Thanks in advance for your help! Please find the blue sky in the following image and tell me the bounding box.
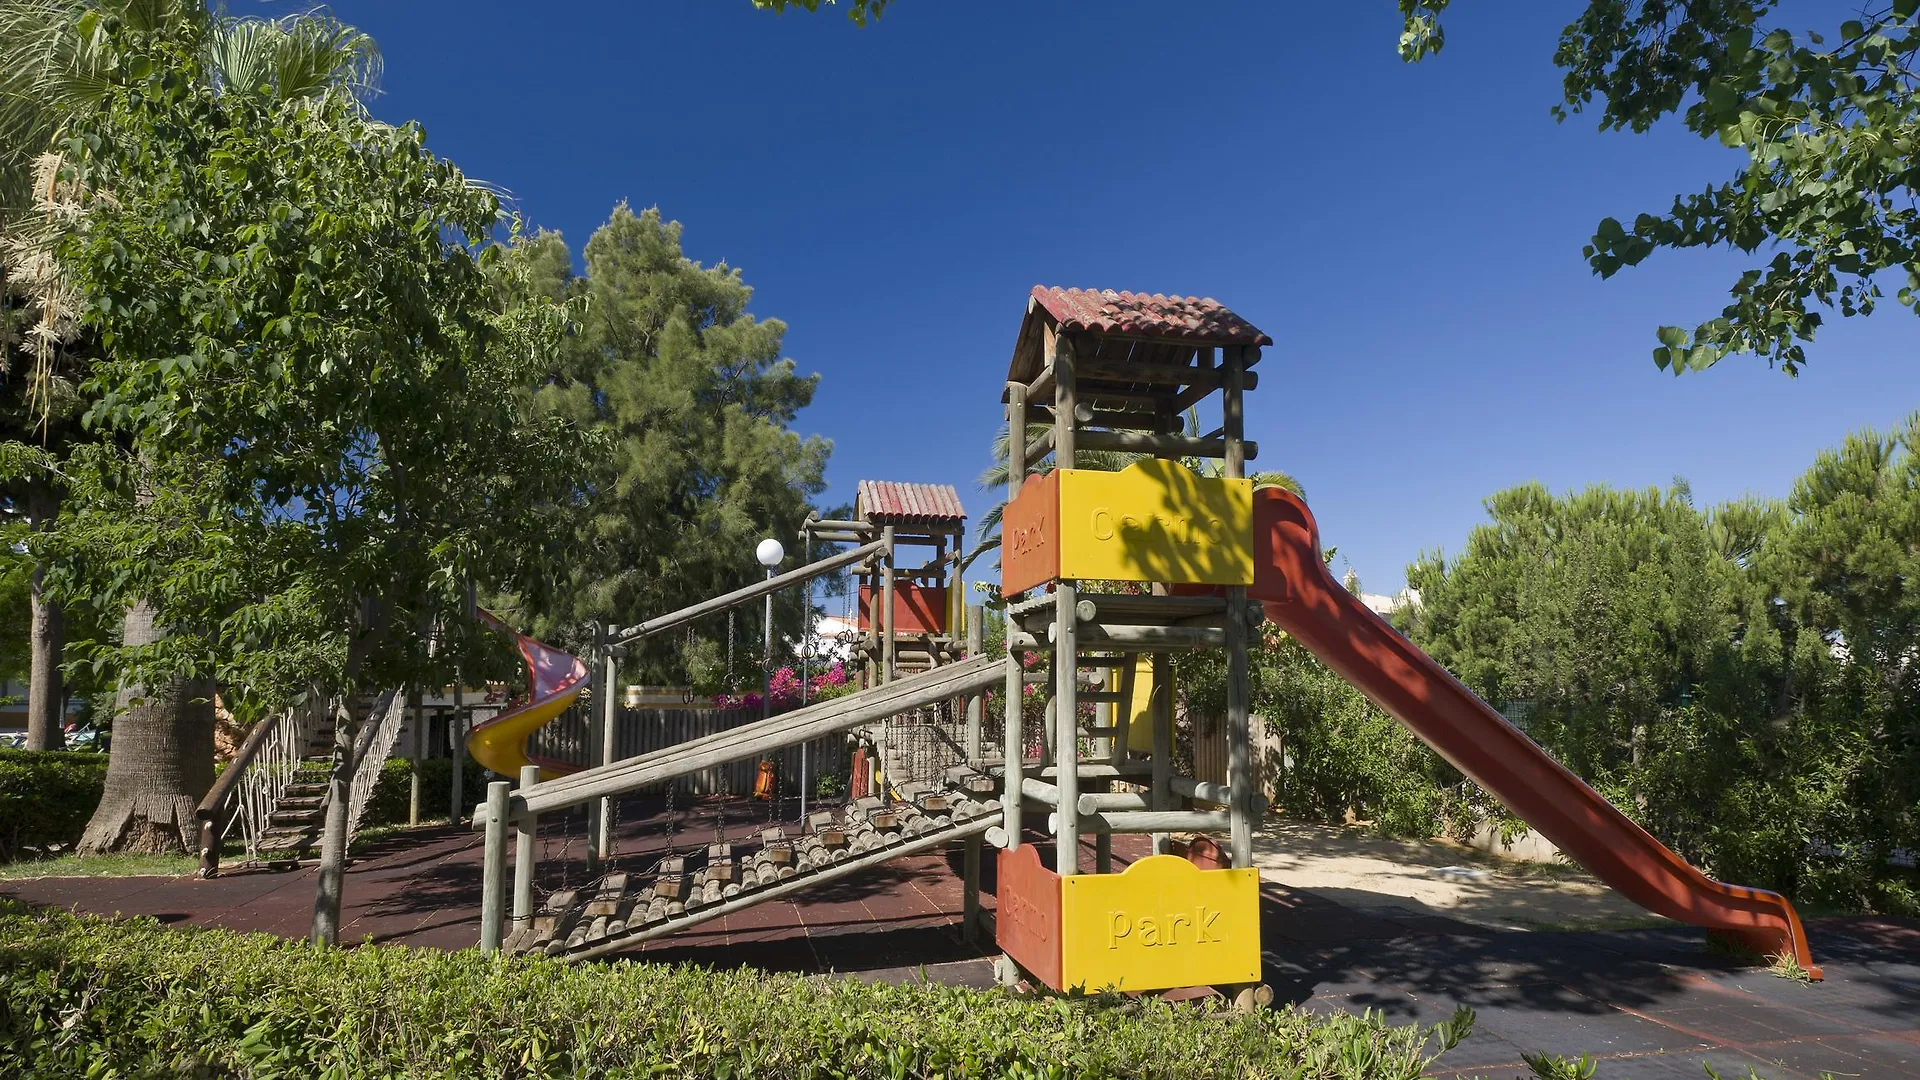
[326,0,1920,595]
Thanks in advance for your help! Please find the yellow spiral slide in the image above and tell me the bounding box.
[466,610,591,781]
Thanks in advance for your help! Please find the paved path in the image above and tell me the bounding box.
[5,801,1915,1078]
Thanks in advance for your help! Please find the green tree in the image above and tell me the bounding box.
[1398,0,1920,374]
[505,206,830,682]
[1402,432,1920,912]
[43,10,577,871]
[1,1,384,752]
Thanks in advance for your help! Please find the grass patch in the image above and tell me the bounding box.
[0,900,1481,1078]
[1767,951,1815,983]
[349,818,454,854]
[0,851,197,881]
[1703,932,1815,981]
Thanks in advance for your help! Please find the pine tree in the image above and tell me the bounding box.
[508,205,830,682]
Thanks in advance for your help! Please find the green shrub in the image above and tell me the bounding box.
[0,901,1474,1079]
[0,750,110,859]
[362,755,486,827]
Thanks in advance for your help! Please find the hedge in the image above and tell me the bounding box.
[0,901,1473,1079]
[0,750,109,859]
[362,755,487,828]
[0,748,489,863]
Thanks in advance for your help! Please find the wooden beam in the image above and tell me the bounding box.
[614,538,887,645]
[1077,791,1150,814]
[1025,403,1178,433]
[1054,337,1077,469]
[1063,623,1229,650]
[1006,382,1028,499]
[1055,809,1231,835]
[1026,364,1055,403]
[1150,652,1173,854]
[1171,773,1244,807]
[1223,345,1247,480]
[496,654,1006,819]
[1023,428,1054,469]
[1075,430,1258,461]
[805,519,876,534]
[1079,361,1261,391]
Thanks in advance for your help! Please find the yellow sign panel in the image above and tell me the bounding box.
[1059,855,1261,992]
[1056,460,1253,587]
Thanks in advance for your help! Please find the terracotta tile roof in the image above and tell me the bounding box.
[1030,287,1271,346]
[1006,286,1270,388]
[856,481,966,527]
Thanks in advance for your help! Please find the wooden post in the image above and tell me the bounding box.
[881,526,897,685]
[448,681,464,826]
[1150,653,1173,856]
[1052,335,1080,876]
[1002,381,1028,851]
[586,626,605,871]
[1223,344,1254,868]
[1093,656,1115,875]
[962,834,983,943]
[1223,345,1248,479]
[595,623,617,862]
[480,780,509,952]
[964,604,984,759]
[512,764,539,934]
[1054,335,1076,467]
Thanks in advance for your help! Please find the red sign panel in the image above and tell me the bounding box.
[996,844,1064,990]
[857,582,949,634]
[1000,470,1059,597]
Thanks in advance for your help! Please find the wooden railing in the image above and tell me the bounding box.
[195,707,291,877]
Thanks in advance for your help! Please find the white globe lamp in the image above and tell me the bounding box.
[756,538,785,568]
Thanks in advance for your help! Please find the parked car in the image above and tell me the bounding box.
[63,722,106,751]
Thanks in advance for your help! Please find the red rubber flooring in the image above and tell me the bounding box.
[6,796,1917,1078]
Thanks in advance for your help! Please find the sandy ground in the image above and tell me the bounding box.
[1249,822,1660,932]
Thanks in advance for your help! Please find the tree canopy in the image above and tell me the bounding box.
[504,206,830,686]
[46,14,581,714]
[1401,0,1920,375]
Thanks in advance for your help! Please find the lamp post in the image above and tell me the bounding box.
[755,537,784,814]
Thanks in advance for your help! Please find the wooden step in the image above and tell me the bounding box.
[524,780,1003,960]
[255,832,318,855]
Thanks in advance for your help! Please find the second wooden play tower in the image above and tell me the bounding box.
[990,286,1272,998]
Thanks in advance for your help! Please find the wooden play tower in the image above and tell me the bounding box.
[989,286,1273,1002]
[801,480,969,685]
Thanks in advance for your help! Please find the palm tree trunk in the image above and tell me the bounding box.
[77,599,215,854]
[24,482,65,752]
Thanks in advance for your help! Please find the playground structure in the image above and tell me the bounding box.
[468,285,1819,991]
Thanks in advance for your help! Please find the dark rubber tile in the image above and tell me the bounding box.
[8,799,1919,1071]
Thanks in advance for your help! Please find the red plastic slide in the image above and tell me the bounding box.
[1247,486,1820,978]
